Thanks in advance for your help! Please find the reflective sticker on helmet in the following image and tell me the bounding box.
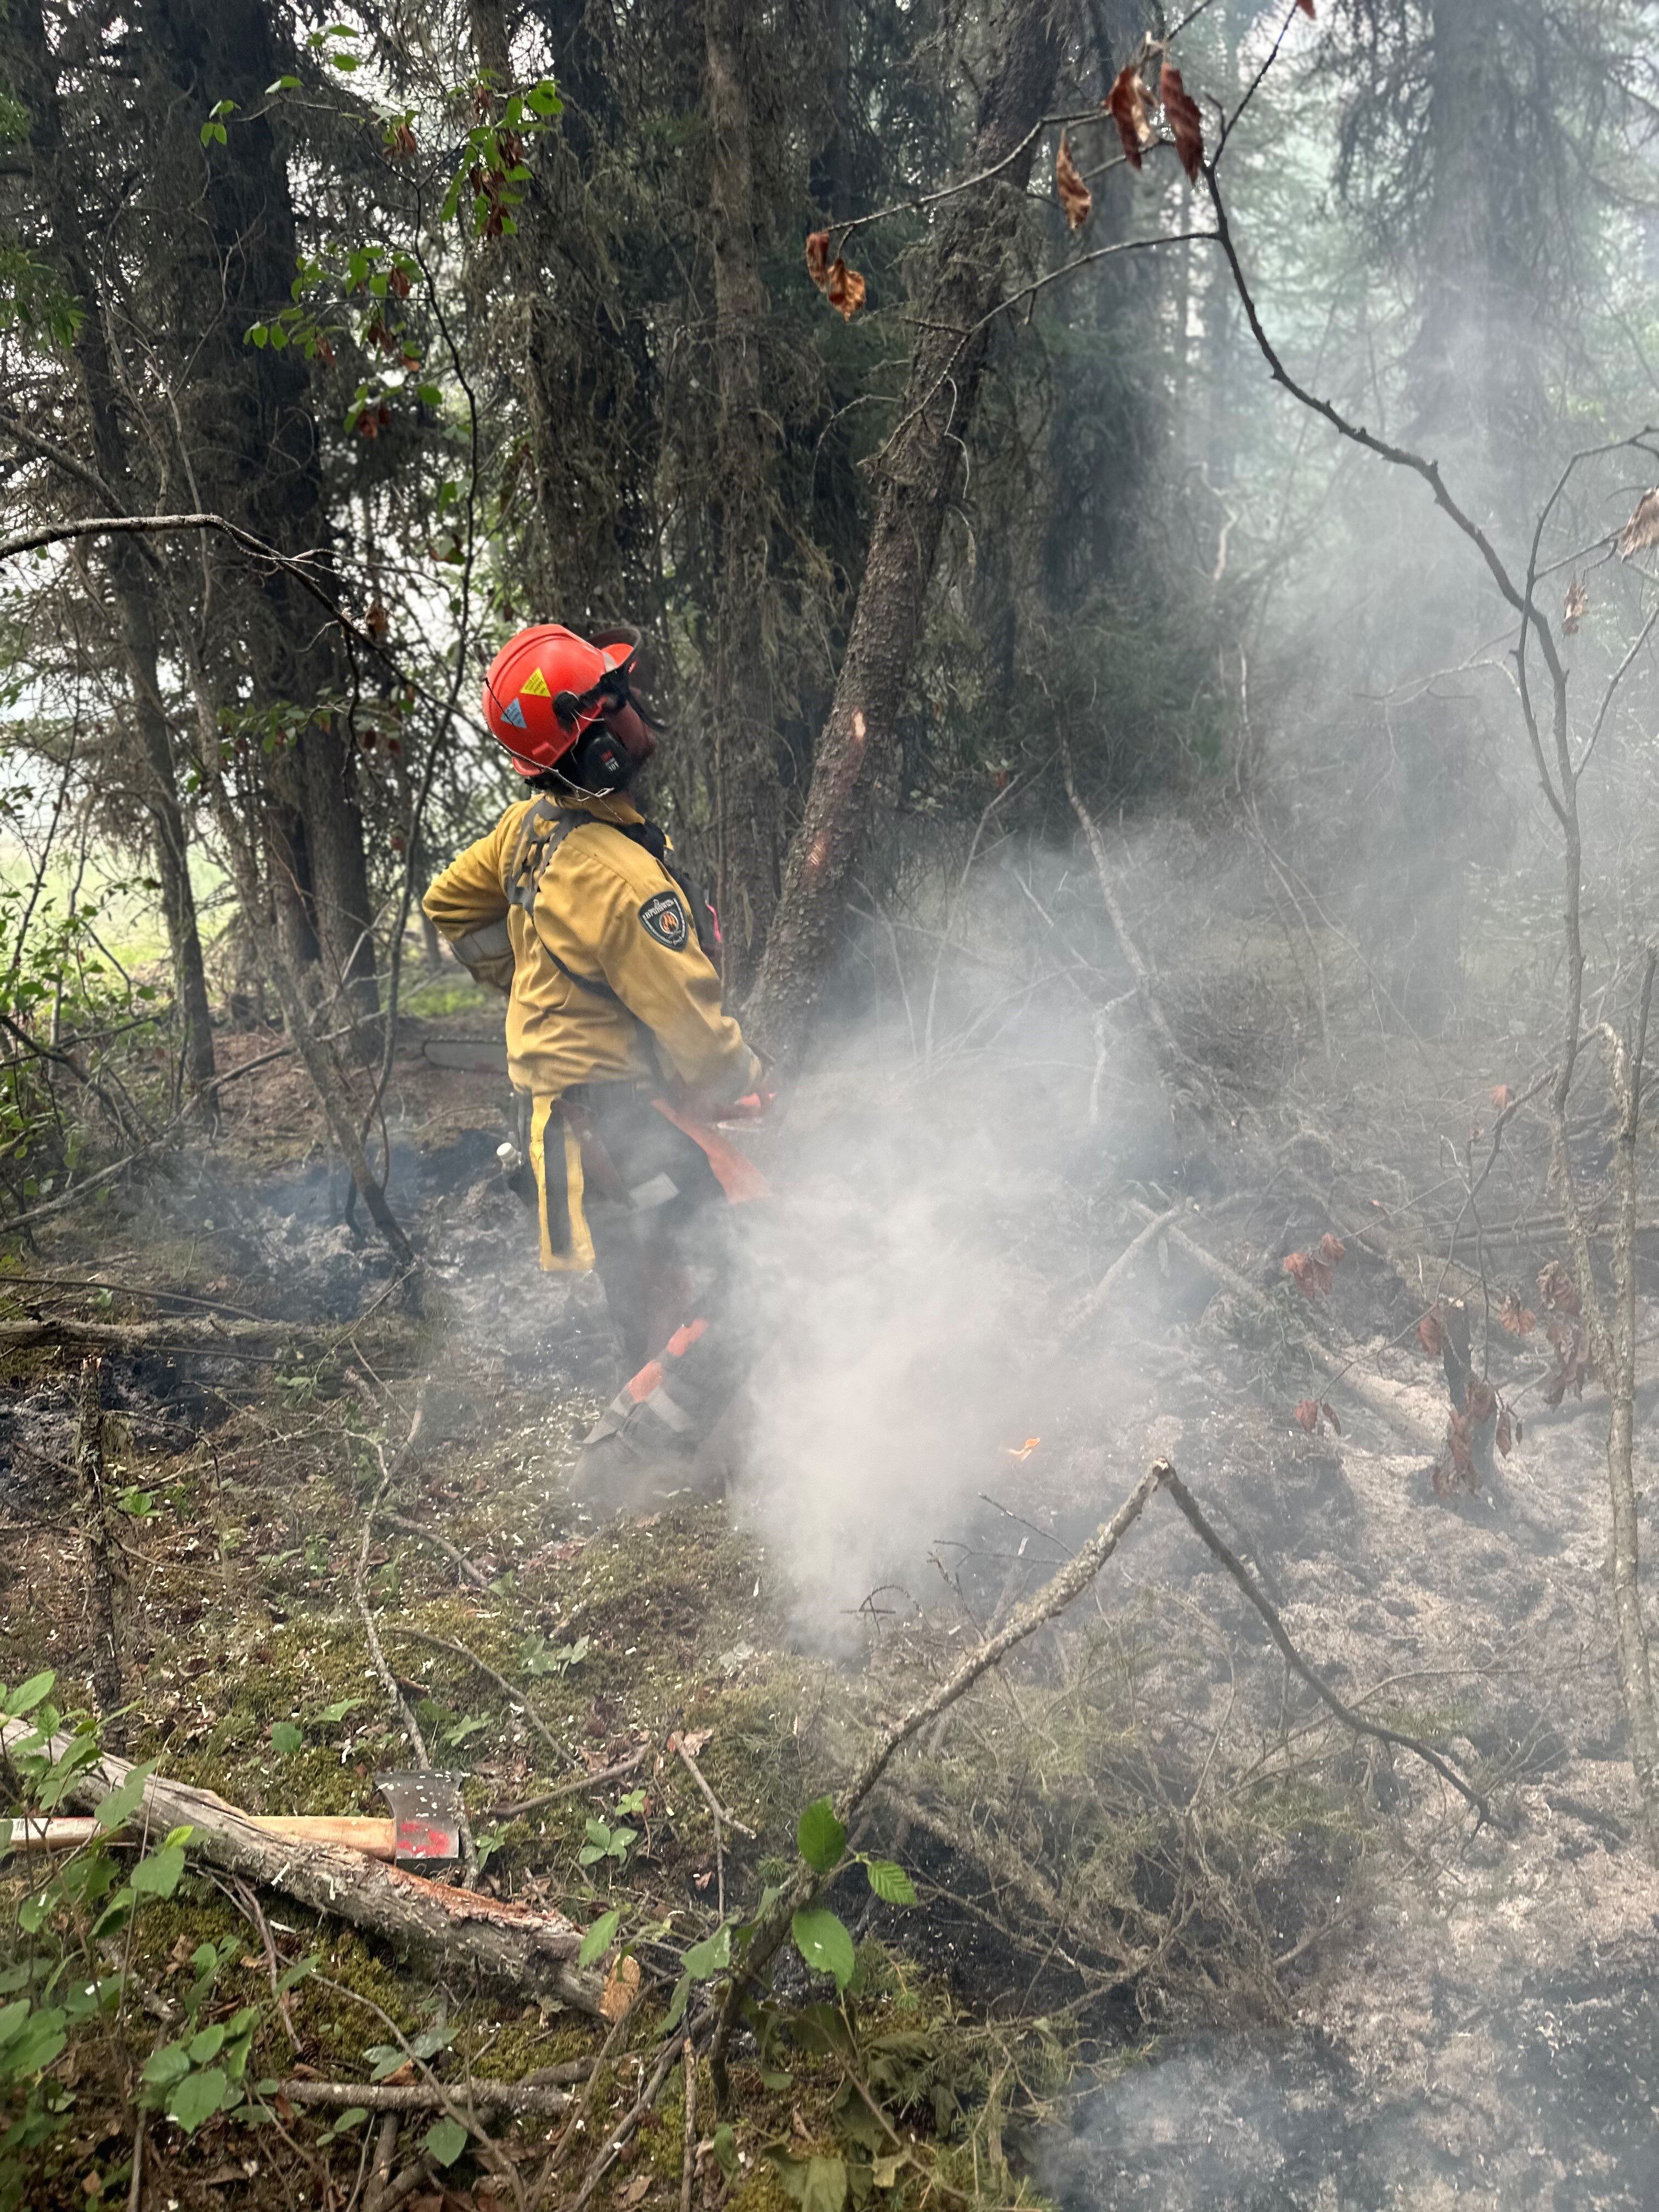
[639,889,690,950]
[501,697,528,728]
[520,668,551,698]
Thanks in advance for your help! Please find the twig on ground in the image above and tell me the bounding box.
[1157,1464,1492,1824]
[544,2030,690,2212]
[709,1463,1164,2106]
[489,1743,651,1820]
[529,2000,634,2200]
[388,1623,571,1764]
[680,2041,697,2212]
[381,1510,492,1590]
[277,2078,574,2117]
[1063,1206,1180,1341]
[311,1973,527,2212]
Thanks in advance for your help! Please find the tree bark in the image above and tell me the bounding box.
[0,1719,603,2016]
[703,0,782,992]
[148,0,380,1037]
[747,0,1064,1068]
[5,0,217,1104]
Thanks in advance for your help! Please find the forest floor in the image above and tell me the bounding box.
[2,991,1657,2211]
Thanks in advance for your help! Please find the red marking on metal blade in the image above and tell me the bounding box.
[397,1821,459,1858]
[627,1361,665,1403]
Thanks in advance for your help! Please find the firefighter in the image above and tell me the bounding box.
[423,623,767,1506]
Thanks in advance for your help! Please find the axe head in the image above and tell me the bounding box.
[375,1770,464,1867]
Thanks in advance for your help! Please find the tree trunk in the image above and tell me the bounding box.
[747,0,1063,1068]
[148,0,381,1038]
[703,0,781,993]
[6,0,217,1103]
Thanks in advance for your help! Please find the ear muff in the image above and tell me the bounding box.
[564,721,634,793]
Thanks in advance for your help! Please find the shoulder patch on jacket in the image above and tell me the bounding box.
[639,888,690,950]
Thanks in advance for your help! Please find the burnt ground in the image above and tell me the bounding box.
[2,1007,1657,2208]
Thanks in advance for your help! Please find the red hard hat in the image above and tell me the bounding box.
[482,623,638,777]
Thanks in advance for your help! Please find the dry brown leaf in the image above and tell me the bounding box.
[619,2179,651,2209]
[805,229,830,289]
[1616,488,1659,559]
[1496,1406,1513,1457]
[825,257,866,319]
[679,1726,713,1756]
[1296,0,1316,14]
[1283,1249,1332,1299]
[1055,133,1092,230]
[1417,1306,1444,1358]
[1498,1294,1535,1338]
[601,1955,642,2022]
[1107,65,1154,168]
[1317,1232,1346,1268]
[1564,579,1588,634]
[1489,1083,1514,1113]
[1293,1398,1319,1432]
[1160,60,1204,182]
[1538,1259,1579,1314]
[1466,1377,1497,1425]
[367,600,390,640]
[1321,1401,1342,1436]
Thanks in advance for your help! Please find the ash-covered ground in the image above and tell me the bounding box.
[5,1015,1656,2210]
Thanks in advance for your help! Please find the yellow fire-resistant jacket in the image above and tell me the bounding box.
[423,791,758,1103]
[424,793,760,1271]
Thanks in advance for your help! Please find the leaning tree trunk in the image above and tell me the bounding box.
[746,0,1064,1068]
[703,0,782,993]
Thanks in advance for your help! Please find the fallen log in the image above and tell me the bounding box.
[1130,1203,1441,1454]
[0,1722,603,2016]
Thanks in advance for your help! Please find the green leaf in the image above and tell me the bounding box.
[796,1798,847,1874]
[0,2013,65,2079]
[131,1843,185,1898]
[314,1697,363,1726]
[681,1923,731,1980]
[16,1897,47,1934]
[188,2023,226,2065]
[0,2001,28,2048]
[802,2156,849,2212]
[417,383,442,407]
[95,1759,157,1832]
[662,1972,691,2033]
[266,75,301,92]
[142,2042,192,2089]
[270,1722,302,1756]
[791,1908,855,1991]
[7,1671,55,1718]
[332,2105,369,2131]
[425,2117,467,2167]
[578,1910,619,1968]
[526,81,562,117]
[871,2154,901,2188]
[709,2123,739,2179]
[864,1860,917,1906]
[167,2065,228,2132]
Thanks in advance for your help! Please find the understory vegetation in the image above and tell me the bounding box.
[4,0,1659,2207]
